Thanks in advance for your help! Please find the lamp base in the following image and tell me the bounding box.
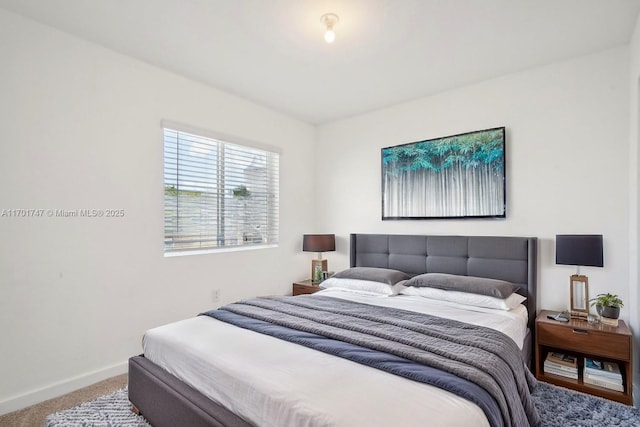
[569,274,589,313]
[311,259,328,283]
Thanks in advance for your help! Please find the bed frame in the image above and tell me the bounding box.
[129,233,537,427]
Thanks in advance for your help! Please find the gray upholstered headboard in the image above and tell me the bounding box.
[349,233,537,330]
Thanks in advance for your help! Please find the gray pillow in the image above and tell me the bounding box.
[333,267,410,286]
[404,273,517,298]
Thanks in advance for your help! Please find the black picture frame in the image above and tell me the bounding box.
[381,127,506,220]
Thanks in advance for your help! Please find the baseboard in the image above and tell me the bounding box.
[0,360,128,416]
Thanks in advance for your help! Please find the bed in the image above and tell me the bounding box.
[128,233,538,427]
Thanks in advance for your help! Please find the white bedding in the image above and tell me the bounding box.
[142,290,529,427]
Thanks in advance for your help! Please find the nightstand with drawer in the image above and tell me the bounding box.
[535,310,632,405]
[292,279,323,296]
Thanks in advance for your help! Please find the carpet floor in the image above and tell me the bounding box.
[0,374,128,427]
[41,381,640,427]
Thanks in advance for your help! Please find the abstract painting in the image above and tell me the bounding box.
[382,127,506,219]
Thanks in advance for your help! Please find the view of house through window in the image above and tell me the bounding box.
[163,127,279,255]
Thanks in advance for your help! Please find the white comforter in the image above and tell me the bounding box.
[143,289,528,427]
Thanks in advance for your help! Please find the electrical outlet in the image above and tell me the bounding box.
[212,289,220,302]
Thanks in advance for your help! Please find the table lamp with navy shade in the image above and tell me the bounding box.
[555,234,603,313]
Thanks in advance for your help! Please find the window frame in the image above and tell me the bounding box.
[162,121,280,257]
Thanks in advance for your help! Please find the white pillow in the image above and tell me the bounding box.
[321,277,406,296]
[400,286,526,310]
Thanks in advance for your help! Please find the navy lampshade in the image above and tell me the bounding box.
[555,234,603,267]
[302,234,336,253]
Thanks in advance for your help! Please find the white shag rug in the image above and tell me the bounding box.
[45,387,150,427]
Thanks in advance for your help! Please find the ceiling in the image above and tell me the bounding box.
[1,0,639,124]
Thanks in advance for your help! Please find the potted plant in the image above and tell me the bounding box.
[590,293,624,319]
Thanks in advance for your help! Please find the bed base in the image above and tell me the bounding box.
[128,355,250,427]
[129,336,534,426]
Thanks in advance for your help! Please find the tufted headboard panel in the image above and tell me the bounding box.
[349,233,537,331]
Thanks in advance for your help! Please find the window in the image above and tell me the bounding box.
[163,125,279,255]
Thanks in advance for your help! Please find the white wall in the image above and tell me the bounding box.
[628,13,640,407]
[0,9,315,413]
[316,48,630,318]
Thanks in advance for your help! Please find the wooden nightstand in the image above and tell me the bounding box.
[292,279,322,296]
[535,310,633,405]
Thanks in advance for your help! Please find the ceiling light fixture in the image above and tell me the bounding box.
[321,13,339,43]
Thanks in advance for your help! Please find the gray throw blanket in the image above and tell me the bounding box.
[218,295,540,427]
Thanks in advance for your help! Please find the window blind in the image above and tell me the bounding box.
[163,127,279,254]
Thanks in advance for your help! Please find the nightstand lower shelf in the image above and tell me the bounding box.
[535,310,632,405]
[536,349,631,404]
